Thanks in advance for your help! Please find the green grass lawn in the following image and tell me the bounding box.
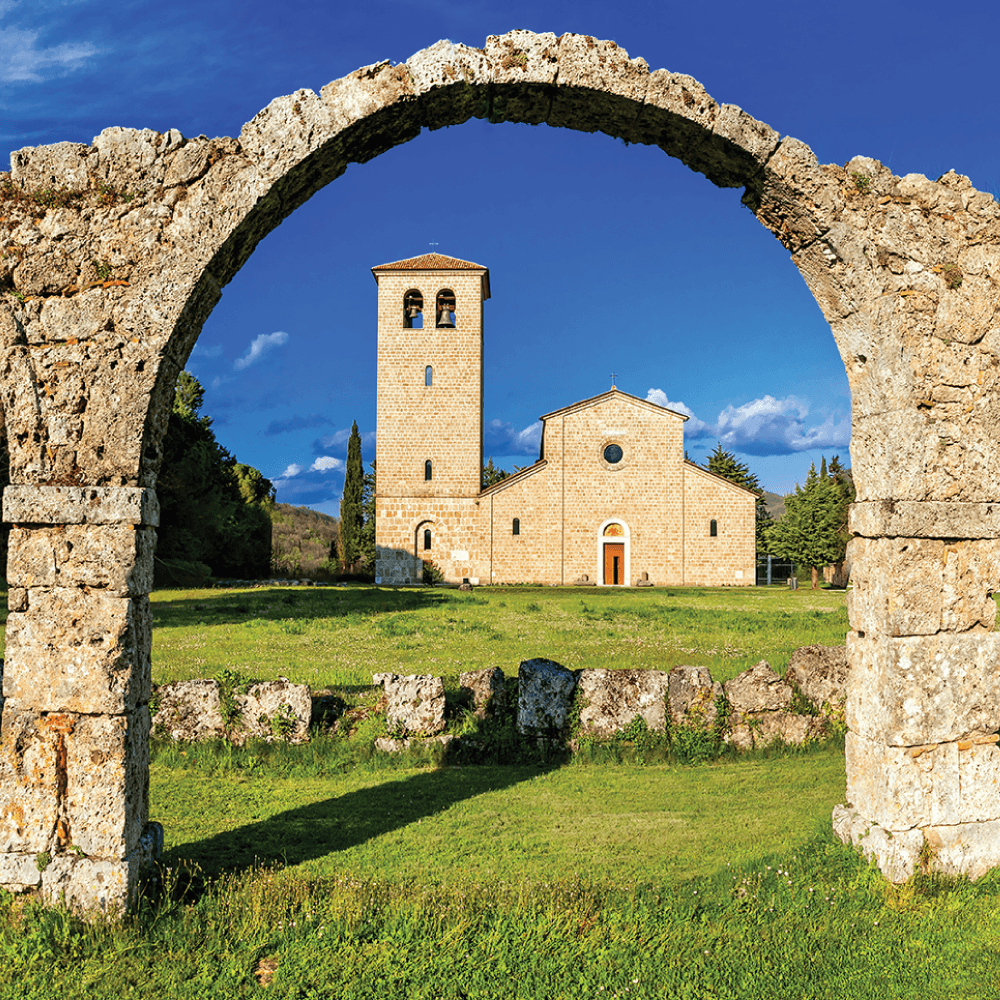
[6,584,1000,998]
[150,583,850,688]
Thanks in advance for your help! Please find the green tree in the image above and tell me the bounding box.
[705,443,772,553]
[765,460,851,589]
[358,459,377,572]
[156,372,273,581]
[340,421,364,572]
[482,457,510,489]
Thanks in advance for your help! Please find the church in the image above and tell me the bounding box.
[372,253,757,587]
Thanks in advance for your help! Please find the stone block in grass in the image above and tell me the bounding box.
[784,644,847,710]
[517,658,576,738]
[576,669,668,737]
[459,667,506,719]
[376,674,446,736]
[667,666,723,728]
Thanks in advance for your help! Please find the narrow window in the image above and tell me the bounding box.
[512,517,520,536]
[423,529,432,551]
[710,519,718,537]
[425,460,432,481]
[404,290,423,328]
[436,289,456,328]
[425,365,433,386]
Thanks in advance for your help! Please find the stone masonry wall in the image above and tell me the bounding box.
[682,464,757,586]
[375,267,485,500]
[4,28,1000,901]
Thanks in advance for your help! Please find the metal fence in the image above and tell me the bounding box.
[756,555,796,586]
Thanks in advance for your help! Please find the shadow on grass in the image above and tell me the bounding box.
[162,762,558,883]
[149,585,456,628]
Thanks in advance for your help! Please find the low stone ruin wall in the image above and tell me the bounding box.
[376,644,847,750]
[150,645,847,752]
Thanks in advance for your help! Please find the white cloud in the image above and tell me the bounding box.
[310,456,344,473]
[0,24,98,83]
[645,390,711,437]
[278,463,302,479]
[484,418,542,457]
[234,330,288,371]
[646,389,850,457]
[312,427,376,453]
[191,342,223,358]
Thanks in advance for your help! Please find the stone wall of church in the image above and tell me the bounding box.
[557,396,686,586]
[485,464,563,584]
[682,465,756,586]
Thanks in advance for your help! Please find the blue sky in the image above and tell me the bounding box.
[3,0,998,514]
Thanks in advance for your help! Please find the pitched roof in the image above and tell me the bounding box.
[538,388,690,423]
[371,253,488,272]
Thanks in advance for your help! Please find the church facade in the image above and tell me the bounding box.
[372,253,757,587]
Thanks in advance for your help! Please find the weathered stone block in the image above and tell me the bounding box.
[2,486,160,527]
[9,141,91,189]
[0,705,148,858]
[924,818,1000,880]
[235,679,311,743]
[517,658,576,737]
[667,666,723,727]
[847,537,1000,635]
[65,709,150,858]
[785,645,848,709]
[380,675,445,736]
[723,661,793,713]
[957,740,1000,823]
[151,680,223,741]
[726,712,825,751]
[576,669,667,738]
[846,732,959,829]
[850,408,1000,504]
[0,852,42,892]
[832,804,924,883]
[375,734,454,754]
[0,704,60,853]
[459,667,506,719]
[40,852,143,916]
[7,525,155,596]
[3,589,151,715]
[846,632,1000,745]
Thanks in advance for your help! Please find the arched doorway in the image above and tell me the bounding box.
[598,520,630,586]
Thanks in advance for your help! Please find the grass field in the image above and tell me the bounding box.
[149,583,851,688]
[5,585,1000,997]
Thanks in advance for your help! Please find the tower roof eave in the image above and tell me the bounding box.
[371,253,490,299]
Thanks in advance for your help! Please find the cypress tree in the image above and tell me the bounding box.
[340,421,364,572]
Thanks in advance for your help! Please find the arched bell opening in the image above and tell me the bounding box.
[404,289,424,328]
[435,289,456,328]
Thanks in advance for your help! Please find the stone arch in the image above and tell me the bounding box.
[3,29,1000,908]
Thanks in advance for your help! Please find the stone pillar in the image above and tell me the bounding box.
[0,486,160,913]
[834,501,1000,881]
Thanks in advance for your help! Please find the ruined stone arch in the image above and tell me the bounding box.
[4,29,1000,910]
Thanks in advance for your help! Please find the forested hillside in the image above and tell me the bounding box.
[271,503,340,579]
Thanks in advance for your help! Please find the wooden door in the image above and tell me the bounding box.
[603,543,624,585]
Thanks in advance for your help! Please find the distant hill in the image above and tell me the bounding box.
[763,490,786,520]
[271,503,340,578]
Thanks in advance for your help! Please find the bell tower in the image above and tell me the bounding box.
[372,253,490,584]
[372,253,490,498]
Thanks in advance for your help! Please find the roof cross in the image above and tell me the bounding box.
[610,372,617,388]
[429,241,440,250]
